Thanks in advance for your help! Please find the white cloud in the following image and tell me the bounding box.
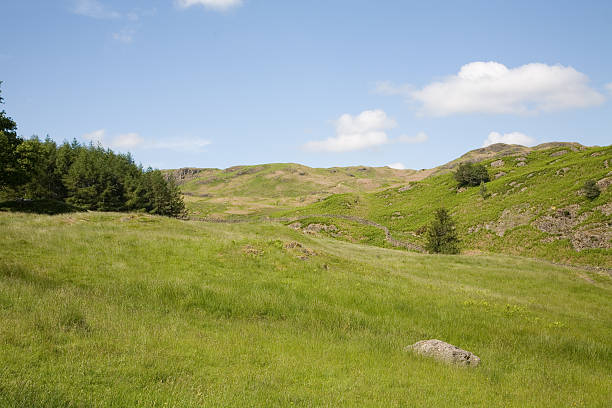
[374,81,413,96]
[81,130,211,152]
[606,82,612,95]
[71,0,120,19]
[82,129,106,144]
[304,110,396,152]
[397,131,428,144]
[176,0,243,11]
[384,61,604,116]
[82,129,144,149]
[387,162,406,170]
[112,133,145,148]
[483,131,536,147]
[112,27,136,43]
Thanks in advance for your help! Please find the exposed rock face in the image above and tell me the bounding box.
[550,150,568,157]
[407,339,480,367]
[469,204,535,236]
[571,225,612,251]
[532,205,612,250]
[490,159,504,168]
[597,176,612,191]
[597,203,612,216]
[488,206,534,236]
[494,171,507,179]
[556,167,570,176]
[166,167,206,184]
[516,162,526,167]
[533,205,584,235]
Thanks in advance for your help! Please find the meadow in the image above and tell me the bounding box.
[1,211,611,407]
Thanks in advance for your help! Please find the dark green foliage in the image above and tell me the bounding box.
[0,82,28,190]
[454,162,490,187]
[0,199,85,215]
[425,208,460,254]
[127,170,186,217]
[583,179,600,200]
[0,84,185,217]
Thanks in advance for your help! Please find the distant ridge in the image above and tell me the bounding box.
[435,142,586,173]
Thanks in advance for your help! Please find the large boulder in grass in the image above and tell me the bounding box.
[406,339,480,367]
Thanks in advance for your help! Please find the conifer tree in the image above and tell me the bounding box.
[425,208,460,254]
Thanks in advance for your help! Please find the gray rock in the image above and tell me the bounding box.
[550,150,568,157]
[406,339,480,367]
[398,185,413,192]
[490,159,504,168]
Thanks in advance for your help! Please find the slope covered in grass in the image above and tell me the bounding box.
[167,163,429,218]
[280,144,612,268]
[1,212,611,407]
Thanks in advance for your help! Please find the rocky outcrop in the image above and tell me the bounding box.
[550,150,568,157]
[533,205,612,251]
[490,159,504,168]
[165,167,207,184]
[406,339,480,367]
[469,204,535,237]
[597,176,612,191]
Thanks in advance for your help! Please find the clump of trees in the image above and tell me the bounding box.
[454,162,490,187]
[425,208,460,254]
[583,179,600,200]
[0,83,185,217]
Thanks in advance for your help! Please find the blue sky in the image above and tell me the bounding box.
[1,0,611,170]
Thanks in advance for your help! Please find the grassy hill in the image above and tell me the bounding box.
[166,163,432,218]
[278,144,612,268]
[169,143,611,268]
[1,212,611,406]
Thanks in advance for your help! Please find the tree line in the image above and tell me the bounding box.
[0,83,185,217]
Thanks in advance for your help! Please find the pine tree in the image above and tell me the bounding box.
[425,208,460,254]
[0,82,27,191]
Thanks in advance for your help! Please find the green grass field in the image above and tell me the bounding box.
[1,212,611,407]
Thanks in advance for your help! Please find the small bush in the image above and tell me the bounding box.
[425,208,460,254]
[583,179,600,200]
[454,162,490,187]
[479,181,491,199]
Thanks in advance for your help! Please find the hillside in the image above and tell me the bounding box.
[168,143,611,268]
[1,212,611,406]
[279,144,612,268]
[166,163,432,218]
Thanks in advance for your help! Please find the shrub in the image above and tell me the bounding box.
[425,208,460,254]
[454,162,490,187]
[583,179,600,200]
[479,181,491,199]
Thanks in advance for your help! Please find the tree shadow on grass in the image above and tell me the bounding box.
[0,199,85,215]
